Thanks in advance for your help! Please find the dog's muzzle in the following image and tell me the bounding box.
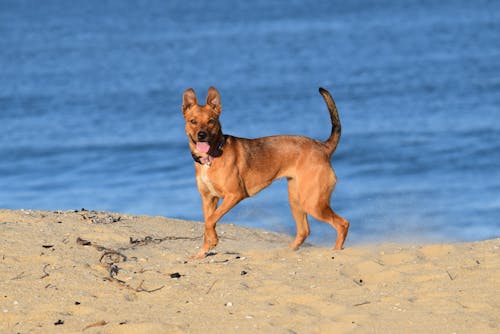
[197,131,208,141]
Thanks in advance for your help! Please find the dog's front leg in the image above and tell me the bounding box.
[192,194,244,259]
[201,194,219,222]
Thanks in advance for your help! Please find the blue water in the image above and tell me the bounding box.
[1,0,499,245]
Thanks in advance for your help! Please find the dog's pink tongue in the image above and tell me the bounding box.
[196,142,210,153]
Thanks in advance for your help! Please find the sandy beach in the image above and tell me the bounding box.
[0,209,498,333]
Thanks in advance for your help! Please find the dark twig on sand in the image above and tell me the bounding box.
[127,235,200,248]
[136,280,164,293]
[40,264,50,279]
[206,280,218,294]
[11,272,27,280]
[99,250,127,265]
[76,236,165,293]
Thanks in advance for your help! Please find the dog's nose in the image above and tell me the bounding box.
[197,131,208,141]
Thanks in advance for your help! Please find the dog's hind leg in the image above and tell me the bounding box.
[298,168,349,250]
[288,178,311,250]
[308,204,349,250]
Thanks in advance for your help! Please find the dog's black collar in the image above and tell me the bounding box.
[192,135,228,165]
[191,153,203,164]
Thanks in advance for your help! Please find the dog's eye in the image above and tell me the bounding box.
[190,119,197,125]
[208,119,216,125]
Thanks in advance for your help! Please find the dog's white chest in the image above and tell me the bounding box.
[197,165,220,197]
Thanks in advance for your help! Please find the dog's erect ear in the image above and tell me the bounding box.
[182,88,197,116]
[206,86,222,115]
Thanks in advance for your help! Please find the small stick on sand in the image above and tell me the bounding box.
[40,264,50,279]
[206,280,218,294]
[82,320,107,331]
[136,280,164,293]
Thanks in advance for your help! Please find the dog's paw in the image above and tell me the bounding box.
[189,250,208,260]
[204,232,219,250]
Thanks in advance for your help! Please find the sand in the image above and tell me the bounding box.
[0,209,498,333]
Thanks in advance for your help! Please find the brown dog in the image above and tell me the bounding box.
[182,87,349,259]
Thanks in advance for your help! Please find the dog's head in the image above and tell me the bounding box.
[182,87,223,157]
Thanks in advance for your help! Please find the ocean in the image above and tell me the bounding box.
[1,0,499,245]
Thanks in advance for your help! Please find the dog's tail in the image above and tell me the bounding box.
[319,87,341,155]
